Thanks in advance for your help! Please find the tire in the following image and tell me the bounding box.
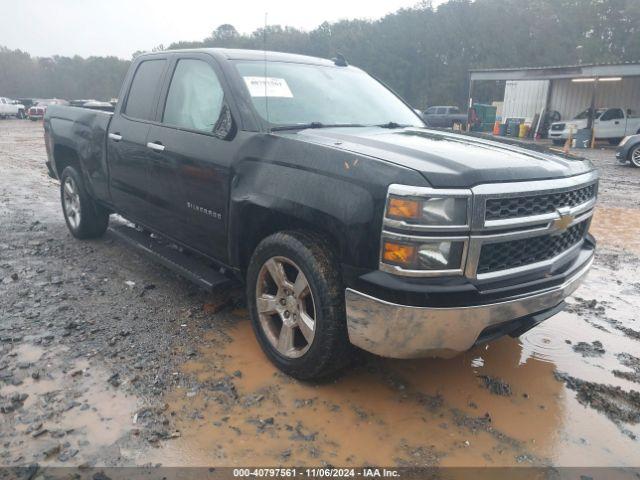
[246,231,353,380]
[630,145,640,168]
[60,166,110,239]
[17,110,25,119]
[552,139,564,146]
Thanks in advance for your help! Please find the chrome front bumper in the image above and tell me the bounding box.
[345,255,593,359]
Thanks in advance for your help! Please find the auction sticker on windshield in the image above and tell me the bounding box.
[243,76,293,97]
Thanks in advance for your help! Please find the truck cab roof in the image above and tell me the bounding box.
[139,48,337,67]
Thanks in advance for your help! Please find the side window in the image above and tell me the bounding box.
[425,107,436,115]
[450,107,460,114]
[124,59,166,120]
[601,108,624,121]
[162,59,224,133]
[436,107,446,114]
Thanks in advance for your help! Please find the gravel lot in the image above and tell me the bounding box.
[1,120,640,473]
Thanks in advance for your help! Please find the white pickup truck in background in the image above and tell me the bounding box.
[549,108,640,145]
[0,97,26,119]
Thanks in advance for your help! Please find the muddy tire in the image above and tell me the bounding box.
[60,166,109,239]
[246,231,353,380]
[630,145,640,168]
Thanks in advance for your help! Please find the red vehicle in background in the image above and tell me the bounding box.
[28,99,69,121]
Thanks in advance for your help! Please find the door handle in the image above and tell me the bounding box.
[614,121,620,125]
[146,142,165,152]
[108,133,122,142]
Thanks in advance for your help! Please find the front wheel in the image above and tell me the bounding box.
[246,231,353,380]
[630,145,640,168]
[60,166,110,238]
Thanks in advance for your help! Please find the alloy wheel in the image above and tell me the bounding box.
[255,256,316,358]
[632,147,640,167]
[63,176,81,230]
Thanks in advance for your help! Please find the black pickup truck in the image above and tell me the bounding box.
[44,49,598,380]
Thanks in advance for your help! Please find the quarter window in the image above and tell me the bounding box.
[124,59,166,120]
[163,59,224,133]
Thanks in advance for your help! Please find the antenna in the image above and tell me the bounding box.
[264,12,270,128]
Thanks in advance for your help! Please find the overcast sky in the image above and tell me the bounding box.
[2,0,434,59]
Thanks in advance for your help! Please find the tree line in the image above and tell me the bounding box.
[1,0,638,107]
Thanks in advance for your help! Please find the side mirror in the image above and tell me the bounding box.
[213,103,236,140]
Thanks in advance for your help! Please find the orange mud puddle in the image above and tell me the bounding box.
[153,312,638,467]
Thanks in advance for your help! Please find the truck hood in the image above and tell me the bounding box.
[287,127,594,188]
[553,119,588,130]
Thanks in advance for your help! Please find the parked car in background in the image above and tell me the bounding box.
[549,108,640,145]
[0,97,26,119]
[28,99,69,121]
[616,134,640,168]
[422,106,467,128]
[44,48,597,380]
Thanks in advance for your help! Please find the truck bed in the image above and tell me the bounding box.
[45,105,113,202]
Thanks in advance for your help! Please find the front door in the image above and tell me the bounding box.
[107,58,168,226]
[145,56,237,261]
[596,108,624,139]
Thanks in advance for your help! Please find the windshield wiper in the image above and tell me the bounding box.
[376,121,411,129]
[270,122,364,132]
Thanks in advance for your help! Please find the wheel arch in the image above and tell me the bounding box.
[52,144,82,179]
[229,201,348,274]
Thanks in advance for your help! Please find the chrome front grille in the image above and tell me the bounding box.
[477,220,589,274]
[485,184,597,221]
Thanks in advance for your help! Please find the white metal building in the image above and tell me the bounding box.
[469,62,640,124]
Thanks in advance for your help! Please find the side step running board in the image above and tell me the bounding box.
[108,224,233,292]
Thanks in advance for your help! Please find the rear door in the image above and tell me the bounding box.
[145,54,238,261]
[107,57,168,224]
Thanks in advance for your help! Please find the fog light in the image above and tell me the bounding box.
[418,241,464,270]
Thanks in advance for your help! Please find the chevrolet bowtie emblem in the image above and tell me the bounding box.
[552,207,574,232]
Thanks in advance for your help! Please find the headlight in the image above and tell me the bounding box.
[385,188,471,229]
[380,185,472,276]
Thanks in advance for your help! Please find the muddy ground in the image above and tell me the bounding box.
[1,120,640,471]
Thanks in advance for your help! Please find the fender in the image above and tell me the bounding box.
[227,134,428,272]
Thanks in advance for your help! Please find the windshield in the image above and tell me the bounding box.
[574,108,605,120]
[234,61,423,128]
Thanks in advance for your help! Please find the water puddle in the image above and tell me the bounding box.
[0,342,139,466]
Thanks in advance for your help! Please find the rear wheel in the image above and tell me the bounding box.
[630,145,640,168]
[246,231,353,380]
[60,166,110,238]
